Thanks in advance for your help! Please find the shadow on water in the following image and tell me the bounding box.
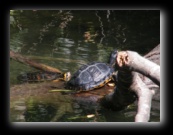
[10,10,160,122]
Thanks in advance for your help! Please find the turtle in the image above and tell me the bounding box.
[65,49,118,91]
[17,71,71,83]
[17,49,118,91]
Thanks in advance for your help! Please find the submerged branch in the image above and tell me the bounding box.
[10,50,62,73]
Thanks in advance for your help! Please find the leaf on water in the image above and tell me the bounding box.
[87,114,95,118]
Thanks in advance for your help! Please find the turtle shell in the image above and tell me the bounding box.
[65,62,114,91]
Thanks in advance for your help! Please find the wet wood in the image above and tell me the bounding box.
[10,50,62,73]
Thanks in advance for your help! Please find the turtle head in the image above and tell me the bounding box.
[109,49,118,67]
[63,72,71,82]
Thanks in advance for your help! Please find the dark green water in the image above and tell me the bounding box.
[10,10,160,122]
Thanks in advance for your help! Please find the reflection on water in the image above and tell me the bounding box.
[24,103,57,122]
[10,98,26,122]
[10,96,160,122]
[9,93,134,122]
[10,10,160,122]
